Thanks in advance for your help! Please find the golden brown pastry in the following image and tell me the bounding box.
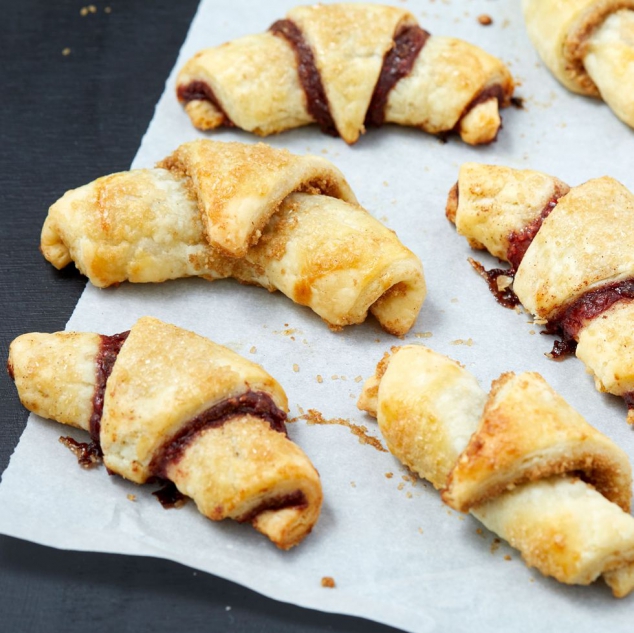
[177,3,515,145]
[447,163,634,423]
[41,139,426,336]
[522,0,634,127]
[7,316,323,549]
[358,345,634,596]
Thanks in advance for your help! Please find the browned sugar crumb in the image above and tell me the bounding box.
[298,409,387,452]
[504,555,512,561]
[293,363,300,373]
[62,47,71,56]
[127,494,137,502]
[385,472,394,479]
[316,375,323,383]
[249,346,256,354]
[321,576,336,588]
[478,14,493,25]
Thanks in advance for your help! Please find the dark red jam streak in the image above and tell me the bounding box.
[176,80,235,127]
[469,196,562,309]
[506,198,558,271]
[469,258,520,309]
[237,489,308,523]
[149,390,288,479]
[545,280,634,359]
[152,480,188,509]
[59,436,102,469]
[270,19,337,136]
[365,25,430,127]
[89,331,130,453]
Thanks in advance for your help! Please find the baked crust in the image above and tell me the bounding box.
[448,163,570,261]
[8,316,322,550]
[41,140,426,336]
[449,164,634,419]
[522,0,634,126]
[442,371,632,513]
[176,3,515,145]
[359,345,634,595]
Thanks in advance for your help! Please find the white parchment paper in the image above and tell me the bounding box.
[2,1,634,631]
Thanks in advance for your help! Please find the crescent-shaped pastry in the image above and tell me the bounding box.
[358,345,634,597]
[176,3,515,145]
[447,163,634,423]
[41,140,426,336]
[522,0,634,127]
[7,316,323,549]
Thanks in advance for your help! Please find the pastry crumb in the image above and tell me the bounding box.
[62,47,71,56]
[406,492,413,499]
[414,331,433,339]
[418,527,424,535]
[478,14,493,25]
[385,472,393,479]
[451,338,474,346]
[354,375,363,383]
[491,538,501,554]
[316,375,323,383]
[504,555,512,561]
[331,374,339,380]
[299,409,387,452]
[397,482,405,491]
[127,494,136,502]
[350,481,356,488]
[476,528,485,537]
[249,346,256,354]
[104,6,111,13]
[293,363,300,372]
[321,576,336,588]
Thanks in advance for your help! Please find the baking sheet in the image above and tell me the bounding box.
[2,0,634,631]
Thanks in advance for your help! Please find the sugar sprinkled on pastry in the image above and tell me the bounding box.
[7,316,323,550]
[177,3,515,145]
[522,0,634,127]
[359,345,634,597]
[447,163,634,423]
[41,139,426,337]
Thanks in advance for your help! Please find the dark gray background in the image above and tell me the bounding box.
[0,2,402,631]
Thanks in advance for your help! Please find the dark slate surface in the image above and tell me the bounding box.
[0,2,402,631]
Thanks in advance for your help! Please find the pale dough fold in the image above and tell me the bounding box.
[41,140,426,336]
[177,3,515,145]
[522,0,634,127]
[8,316,322,550]
[359,345,634,596]
[448,163,634,422]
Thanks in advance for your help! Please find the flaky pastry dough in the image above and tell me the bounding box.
[8,316,322,550]
[41,140,426,336]
[448,163,634,423]
[522,0,634,127]
[358,345,634,596]
[177,3,515,145]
